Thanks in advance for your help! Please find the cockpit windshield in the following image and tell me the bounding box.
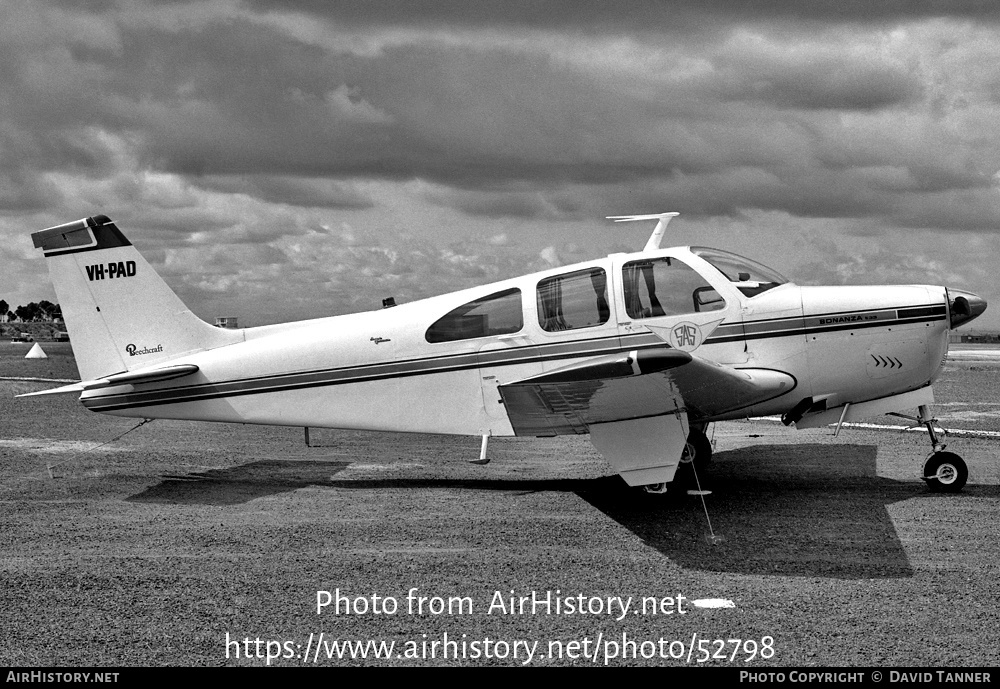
[691,247,789,298]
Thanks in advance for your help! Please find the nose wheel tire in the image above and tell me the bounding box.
[923,452,968,493]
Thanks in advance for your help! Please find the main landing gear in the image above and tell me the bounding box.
[683,427,713,470]
[641,426,723,544]
[894,404,968,493]
[641,427,713,495]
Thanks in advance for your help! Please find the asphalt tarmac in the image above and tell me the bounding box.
[1,345,998,667]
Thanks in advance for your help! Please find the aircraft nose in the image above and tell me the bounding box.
[948,288,988,329]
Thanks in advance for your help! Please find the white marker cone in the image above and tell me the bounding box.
[25,343,47,359]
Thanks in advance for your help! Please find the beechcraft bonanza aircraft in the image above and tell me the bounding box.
[23,213,987,493]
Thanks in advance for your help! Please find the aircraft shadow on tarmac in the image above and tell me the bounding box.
[126,443,997,580]
[578,444,917,580]
[127,459,355,505]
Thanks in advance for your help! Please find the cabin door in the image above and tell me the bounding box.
[611,253,749,364]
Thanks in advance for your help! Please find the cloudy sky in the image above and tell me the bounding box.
[2,1,999,329]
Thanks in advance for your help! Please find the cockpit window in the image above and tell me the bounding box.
[691,247,788,298]
[623,257,725,319]
[425,288,523,343]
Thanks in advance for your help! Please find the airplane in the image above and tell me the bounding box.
[20,212,987,494]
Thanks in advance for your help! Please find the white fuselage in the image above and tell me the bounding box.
[79,246,951,436]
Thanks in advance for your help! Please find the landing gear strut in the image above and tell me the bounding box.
[641,427,723,543]
[680,427,713,472]
[674,427,713,489]
[894,405,968,493]
[642,427,713,494]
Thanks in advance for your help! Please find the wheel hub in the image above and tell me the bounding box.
[934,464,957,484]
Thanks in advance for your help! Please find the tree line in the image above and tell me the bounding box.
[0,299,62,323]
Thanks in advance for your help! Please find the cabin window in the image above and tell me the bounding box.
[623,257,726,319]
[536,267,610,332]
[425,288,523,343]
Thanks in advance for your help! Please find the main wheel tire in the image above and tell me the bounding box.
[923,452,968,493]
[675,430,713,488]
[680,430,713,470]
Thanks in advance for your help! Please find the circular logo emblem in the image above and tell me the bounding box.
[667,322,703,352]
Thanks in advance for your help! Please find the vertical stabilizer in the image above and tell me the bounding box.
[32,215,243,380]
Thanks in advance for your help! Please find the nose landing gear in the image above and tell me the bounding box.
[893,404,968,493]
[923,451,968,492]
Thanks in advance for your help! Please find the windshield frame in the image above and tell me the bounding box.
[689,247,789,298]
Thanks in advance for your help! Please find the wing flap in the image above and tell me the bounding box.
[499,347,795,436]
[590,414,689,486]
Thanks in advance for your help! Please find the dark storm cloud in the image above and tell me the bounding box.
[711,44,924,111]
[247,0,1000,30]
[47,22,654,185]
[0,170,64,212]
[120,32,923,192]
[3,2,995,230]
[192,175,374,209]
[424,186,586,219]
[4,1,1000,325]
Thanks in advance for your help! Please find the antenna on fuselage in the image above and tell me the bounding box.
[606,212,679,252]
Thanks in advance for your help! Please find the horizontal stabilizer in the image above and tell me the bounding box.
[17,364,199,398]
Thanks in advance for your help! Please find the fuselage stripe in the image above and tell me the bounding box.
[82,303,947,412]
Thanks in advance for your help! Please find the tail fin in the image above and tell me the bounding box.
[32,215,243,381]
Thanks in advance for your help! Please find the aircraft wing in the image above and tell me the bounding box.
[16,364,199,397]
[498,347,795,436]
